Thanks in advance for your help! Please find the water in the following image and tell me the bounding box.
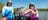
[39,11,48,20]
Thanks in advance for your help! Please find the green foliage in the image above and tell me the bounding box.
[14,8,18,13]
[0,2,5,13]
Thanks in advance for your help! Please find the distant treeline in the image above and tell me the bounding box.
[37,8,48,11]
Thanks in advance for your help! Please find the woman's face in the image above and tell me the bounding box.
[30,6,34,9]
[8,2,12,6]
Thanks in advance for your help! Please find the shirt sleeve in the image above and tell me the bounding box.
[36,10,38,13]
[12,7,14,14]
[36,10,39,17]
[2,7,6,17]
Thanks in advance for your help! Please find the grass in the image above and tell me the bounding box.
[0,13,2,20]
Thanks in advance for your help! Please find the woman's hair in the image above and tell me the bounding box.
[29,4,35,8]
[7,2,12,6]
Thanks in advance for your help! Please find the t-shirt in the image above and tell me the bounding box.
[2,6,14,18]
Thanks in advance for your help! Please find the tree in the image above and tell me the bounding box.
[0,2,4,13]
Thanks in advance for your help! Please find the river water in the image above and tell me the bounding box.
[39,11,48,20]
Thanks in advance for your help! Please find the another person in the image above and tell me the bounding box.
[15,8,24,20]
[23,3,39,20]
[20,8,25,20]
[15,8,21,20]
[2,1,14,20]
[29,4,39,20]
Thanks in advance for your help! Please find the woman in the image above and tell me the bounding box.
[23,3,39,20]
[29,4,39,20]
[2,2,14,20]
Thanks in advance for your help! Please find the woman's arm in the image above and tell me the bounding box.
[2,7,6,17]
[2,7,7,20]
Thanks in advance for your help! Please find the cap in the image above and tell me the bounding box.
[30,2,34,5]
[8,0,12,2]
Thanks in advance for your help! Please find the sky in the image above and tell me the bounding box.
[0,0,48,8]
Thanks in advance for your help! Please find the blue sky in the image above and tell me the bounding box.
[0,0,48,8]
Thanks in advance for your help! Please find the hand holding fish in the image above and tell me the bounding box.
[29,9,35,14]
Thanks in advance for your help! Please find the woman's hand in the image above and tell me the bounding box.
[2,17,7,20]
[30,9,35,14]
